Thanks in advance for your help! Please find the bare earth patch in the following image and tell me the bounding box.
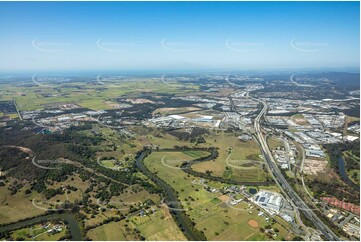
[218,195,230,203]
[303,159,328,175]
[248,219,259,228]
[153,107,201,115]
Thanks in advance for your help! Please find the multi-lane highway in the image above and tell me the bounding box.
[252,97,340,241]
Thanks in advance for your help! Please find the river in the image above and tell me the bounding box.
[135,149,204,241]
[0,213,82,240]
[338,156,359,190]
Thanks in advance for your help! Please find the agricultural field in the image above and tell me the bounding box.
[191,131,270,183]
[87,221,129,240]
[182,150,210,159]
[132,128,192,149]
[0,72,355,241]
[143,151,291,240]
[128,206,187,240]
[5,78,200,112]
[152,107,201,115]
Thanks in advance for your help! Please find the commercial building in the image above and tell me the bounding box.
[252,190,284,215]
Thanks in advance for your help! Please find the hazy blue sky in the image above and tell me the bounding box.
[0,1,359,72]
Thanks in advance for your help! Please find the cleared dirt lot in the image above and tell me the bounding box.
[303,159,328,175]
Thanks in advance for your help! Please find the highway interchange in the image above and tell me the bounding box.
[252,96,341,241]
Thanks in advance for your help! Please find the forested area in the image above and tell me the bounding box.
[0,123,159,200]
[167,127,209,143]
[308,140,361,204]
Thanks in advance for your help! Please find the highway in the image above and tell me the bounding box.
[252,97,340,241]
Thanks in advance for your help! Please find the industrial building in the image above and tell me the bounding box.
[252,190,284,215]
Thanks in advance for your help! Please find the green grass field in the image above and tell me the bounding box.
[6,222,67,241]
[87,221,128,240]
[87,206,186,241]
[182,150,210,159]
[290,114,309,125]
[129,206,187,240]
[3,78,199,111]
[0,181,45,224]
[143,151,291,240]
[191,131,269,183]
[343,150,360,186]
[267,136,285,150]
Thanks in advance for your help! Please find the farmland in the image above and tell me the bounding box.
[143,151,291,240]
[0,71,355,241]
[191,131,270,183]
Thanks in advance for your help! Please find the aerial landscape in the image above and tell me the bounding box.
[0,1,360,241]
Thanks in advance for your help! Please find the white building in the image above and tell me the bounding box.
[252,190,284,215]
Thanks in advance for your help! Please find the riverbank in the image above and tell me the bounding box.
[0,213,82,241]
[338,156,360,190]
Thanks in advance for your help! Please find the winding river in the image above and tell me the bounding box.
[0,213,82,240]
[338,156,359,190]
[135,149,204,241]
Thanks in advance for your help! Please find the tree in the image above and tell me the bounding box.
[292,236,303,241]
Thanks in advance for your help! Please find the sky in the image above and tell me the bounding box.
[0,1,359,73]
